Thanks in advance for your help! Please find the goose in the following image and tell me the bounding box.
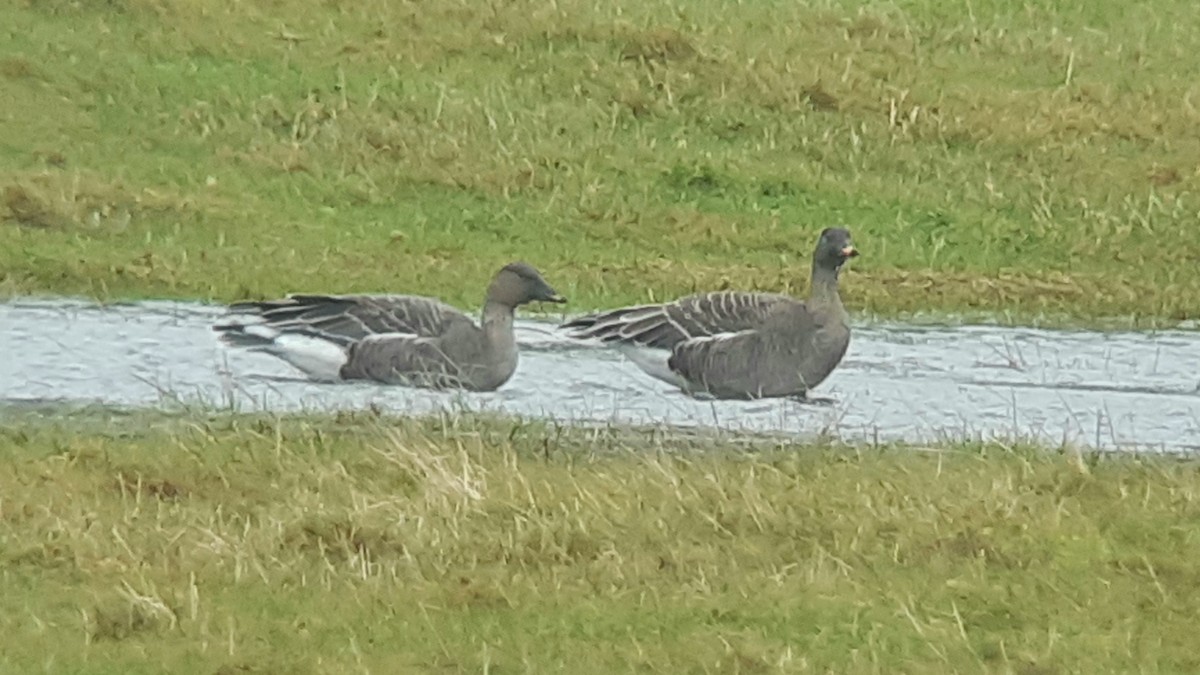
[560,228,858,400]
[215,261,565,391]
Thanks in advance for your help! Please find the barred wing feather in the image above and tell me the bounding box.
[227,294,470,340]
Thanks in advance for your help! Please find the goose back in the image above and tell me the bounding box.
[560,291,792,349]
[228,294,470,341]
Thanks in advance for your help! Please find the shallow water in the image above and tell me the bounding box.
[2,298,1198,451]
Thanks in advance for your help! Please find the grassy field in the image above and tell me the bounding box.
[2,0,1199,322]
[5,3,1200,672]
[0,409,1197,673]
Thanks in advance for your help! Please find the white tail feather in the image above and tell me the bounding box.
[238,325,348,381]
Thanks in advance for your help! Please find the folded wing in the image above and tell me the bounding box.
[225,294,469,340]
[560,291,791,349]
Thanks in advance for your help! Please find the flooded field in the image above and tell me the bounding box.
[2,299,1198,451]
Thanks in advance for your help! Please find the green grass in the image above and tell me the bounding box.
[1,409,1198,673]
[2,0,1199,323]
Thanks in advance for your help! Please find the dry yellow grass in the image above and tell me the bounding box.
[2,410,1199,672]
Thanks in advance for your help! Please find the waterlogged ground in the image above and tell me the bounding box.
[2,298,1198,451]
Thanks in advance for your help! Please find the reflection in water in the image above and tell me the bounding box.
[1,299,1198,451]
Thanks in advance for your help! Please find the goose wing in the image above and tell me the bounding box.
[225,294,471,340]
[560,291,791,350]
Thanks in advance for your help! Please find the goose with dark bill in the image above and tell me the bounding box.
[560,228,858,401]
[215,261,566,391]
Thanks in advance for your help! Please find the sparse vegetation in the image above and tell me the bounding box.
[2,0,1198,322]
[2,409,1199,673]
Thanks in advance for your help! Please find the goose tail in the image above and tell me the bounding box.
[215,323,352,382]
